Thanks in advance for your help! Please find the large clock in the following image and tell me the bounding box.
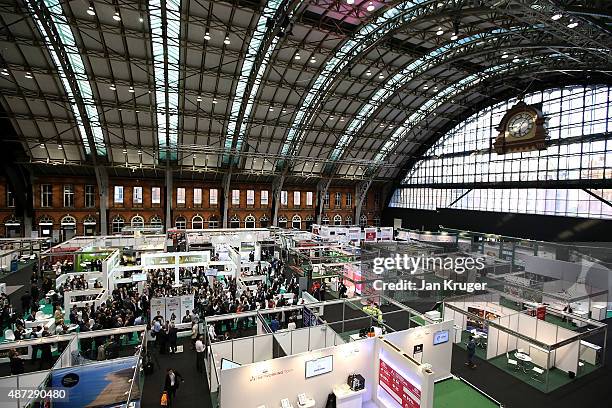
[494,101,548,154]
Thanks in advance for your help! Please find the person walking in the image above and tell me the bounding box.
[163,368,183,407]
[195,336,205,373]
[465,336,477,368]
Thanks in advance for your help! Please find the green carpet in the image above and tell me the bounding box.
[487,352,596,393]
[434,378,499,408]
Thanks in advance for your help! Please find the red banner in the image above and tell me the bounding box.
[379,359,421,408]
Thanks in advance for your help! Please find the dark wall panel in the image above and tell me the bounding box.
[382,207,612,242]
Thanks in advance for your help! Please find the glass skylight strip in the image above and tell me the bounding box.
[224,0,285,157]
[328,26,538,161]
[28,1,108,156]
[149,0,181,161]
[281,0,429,157]
[373,57,552,162]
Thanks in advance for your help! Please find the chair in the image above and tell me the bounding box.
[4,329,15,341]
[532,366,544,382]
[506,352,519,370]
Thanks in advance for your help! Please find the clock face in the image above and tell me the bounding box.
[507,112,534,138]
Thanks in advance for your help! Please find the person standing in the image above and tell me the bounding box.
[195,336,205,373]
[190,321,198,350]
[168,323,178,353]
[466,336,477,368]
[163,368,183,407]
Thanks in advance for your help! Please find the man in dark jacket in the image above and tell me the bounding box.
[164,368,183,407]
[466,336,477,368]
[168,323,178,353]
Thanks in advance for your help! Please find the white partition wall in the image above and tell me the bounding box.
[382,320,454,382]
[218,338,376,408]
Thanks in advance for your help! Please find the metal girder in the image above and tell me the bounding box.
[354,178,373,223]
[221,169,232,228]
[485,0,612,63]
[272,166,290,226]
[282,1,496,159]
[315,177,332,223]
[94,166,109,234]
[25,0,101,161]
[165,167,173,230]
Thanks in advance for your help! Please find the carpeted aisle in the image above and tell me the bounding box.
[141,338,212,408]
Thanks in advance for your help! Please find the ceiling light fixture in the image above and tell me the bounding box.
[346,0,354,4]
[139,15,144,23]
[122,148,127,154]
[282,108,287,113]
[224,35,230,45]
[128,86,135,93]
[212,98,218,104]
[436,27,444,36]
[567,20,578,29]
[501,53,509,59]
[294,52,301,60]
[1,68,8,76]
[366,2,375,11]
[57,144,63,150]
[197,96,202,102]
[39,143,45,149]
[109,84,116,91]
[450,33,458,40]
[551,13,563,20]
[25,72,33,79]
[365,70,372,76]
[310,56,316,64]
[512,57,520,63]
[113,11,121,22]
[204,31,211,41]
[423,85,429,90]
[340,117,345,122]
[269,106,274,112]
[378,72,384,79]
[433,86,438,91]
[87,3,96,16]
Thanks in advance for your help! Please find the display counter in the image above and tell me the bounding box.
[333,384,367,408]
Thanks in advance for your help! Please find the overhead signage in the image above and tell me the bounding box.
[364,228,377,242]
[379,227,393,241]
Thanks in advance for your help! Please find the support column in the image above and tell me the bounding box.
[23,213,32,238]
[94,166,109,235]
[222,170,232,228]
[315,178,332,224]
[354,179,373,224]
[272,168,288,226]
[165,168,173,230]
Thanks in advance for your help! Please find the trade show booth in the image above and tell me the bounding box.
[444,293,607,392]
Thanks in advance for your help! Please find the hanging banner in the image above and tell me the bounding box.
[180,295,195,319]
[150,297,167,321]
[165,296,181,322]
[364,228,377,242]
[379,227,393,241]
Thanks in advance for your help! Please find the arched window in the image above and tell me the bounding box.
[83,214,96,225]
[259,215,270,228]
[305,215,314,230]
[60,215,76,226]
[392,85,612,220]
[150,215,163,227]
[333,214,342,226]
[230,214,241,229]
[131,215,145,228]
[244,214,256,229]
[4,215,22,238]
[175,216,187,229]
[192,215,204,229]
[111,215,124,234]
[359,215,367,227]
[277,215,288,229]
[345,215,352,225]
[291,215,301,230]
[321,215,329,225]
[83,214,97,236]
[208,215,219,229]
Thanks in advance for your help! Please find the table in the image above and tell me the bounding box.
[470,329,488,348]
[333,384,366,408]
[514,352,532,373]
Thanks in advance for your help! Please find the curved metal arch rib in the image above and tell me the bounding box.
[280,0,450,159]
[26,0,107,157]
[370,54,609,178]
[327,24,547,164]
[223,0,304,164]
